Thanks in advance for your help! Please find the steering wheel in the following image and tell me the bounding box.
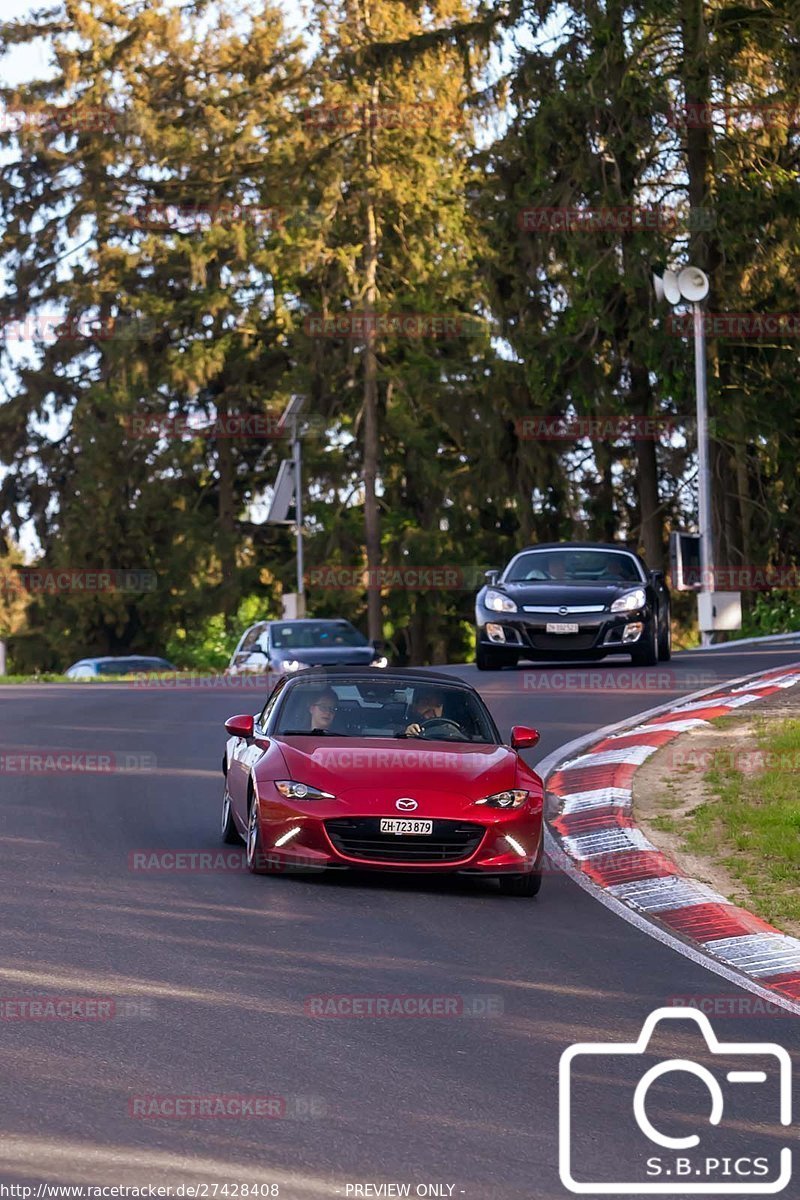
[419,717,465,740]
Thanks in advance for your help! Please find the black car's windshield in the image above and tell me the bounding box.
[505,549,643,584]
[271,621,369,649]
[272,678,498,743]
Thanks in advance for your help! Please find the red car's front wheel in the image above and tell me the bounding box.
[246,800,269,874]
[497,870,542,897]
[221,780,243,845]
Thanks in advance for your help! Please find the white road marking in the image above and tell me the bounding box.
[562,827,655,860]
[560,787,632,814]
[703,933,800,977]
[608,875,729,913]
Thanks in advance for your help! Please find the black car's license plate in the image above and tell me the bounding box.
[379,819,433,835]
[546,621,580,634]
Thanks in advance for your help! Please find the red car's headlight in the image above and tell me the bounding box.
[275,780,335,800]
[474,789,528,809]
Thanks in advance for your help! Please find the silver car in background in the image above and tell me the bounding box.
[226,618,388,677]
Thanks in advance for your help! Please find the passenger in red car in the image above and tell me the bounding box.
[307,688,338,732]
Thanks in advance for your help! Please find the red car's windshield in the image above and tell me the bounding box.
[272,678,498,743]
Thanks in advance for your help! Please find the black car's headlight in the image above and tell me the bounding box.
[371,656,388,668]
[485,589,518,614]
[276,659,309,673]
[610,587,646,613]
[275,780,335,800]
[474,789,528,809]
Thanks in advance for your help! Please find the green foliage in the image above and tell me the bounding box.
[0,0,798,667]
[165,594,273,672]
[688,716,800,932]
[741,592,800,638]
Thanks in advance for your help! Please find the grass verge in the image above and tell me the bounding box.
[684,715,800,932]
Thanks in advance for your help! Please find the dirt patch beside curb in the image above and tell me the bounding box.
[634,685,800,939]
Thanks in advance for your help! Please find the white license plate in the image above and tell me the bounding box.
[546,622,579,634]
[380,819,433,835]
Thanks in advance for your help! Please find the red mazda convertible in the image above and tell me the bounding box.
[220,668,544,896]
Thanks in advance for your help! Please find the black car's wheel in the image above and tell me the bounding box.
[246,798,269,874]
[498,870,542,897]
[221,778,244,845]
[476,644,517,671]
[630,617,659,667]
[658,608,672,661]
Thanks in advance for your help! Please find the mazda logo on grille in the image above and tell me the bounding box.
[559,606,569,615]
[395,798,418,811]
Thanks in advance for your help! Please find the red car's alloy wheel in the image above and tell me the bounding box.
[246,800,268,874]
[221,781,243,845]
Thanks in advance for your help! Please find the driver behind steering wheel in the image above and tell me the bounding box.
[404,687,460,738]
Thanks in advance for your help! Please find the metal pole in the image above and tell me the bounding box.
[293,417,305,615]
[693,300,714,647]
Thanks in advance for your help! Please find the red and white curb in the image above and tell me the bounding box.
[541,662,800,1014]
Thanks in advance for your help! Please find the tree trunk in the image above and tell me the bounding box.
[631,366,663,567]
[681,0,737,577]
[216,394,238,626]
[362,79,382,643]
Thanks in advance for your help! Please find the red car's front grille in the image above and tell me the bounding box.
[324,818,485,864]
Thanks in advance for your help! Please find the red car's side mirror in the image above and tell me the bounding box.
[511,725,540,750]
[225,714,254,738]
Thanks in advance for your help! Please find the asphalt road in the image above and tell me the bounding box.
[1,637,798,1197]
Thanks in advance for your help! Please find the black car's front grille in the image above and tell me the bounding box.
[325,818,485,864]
[527,631,600,652]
